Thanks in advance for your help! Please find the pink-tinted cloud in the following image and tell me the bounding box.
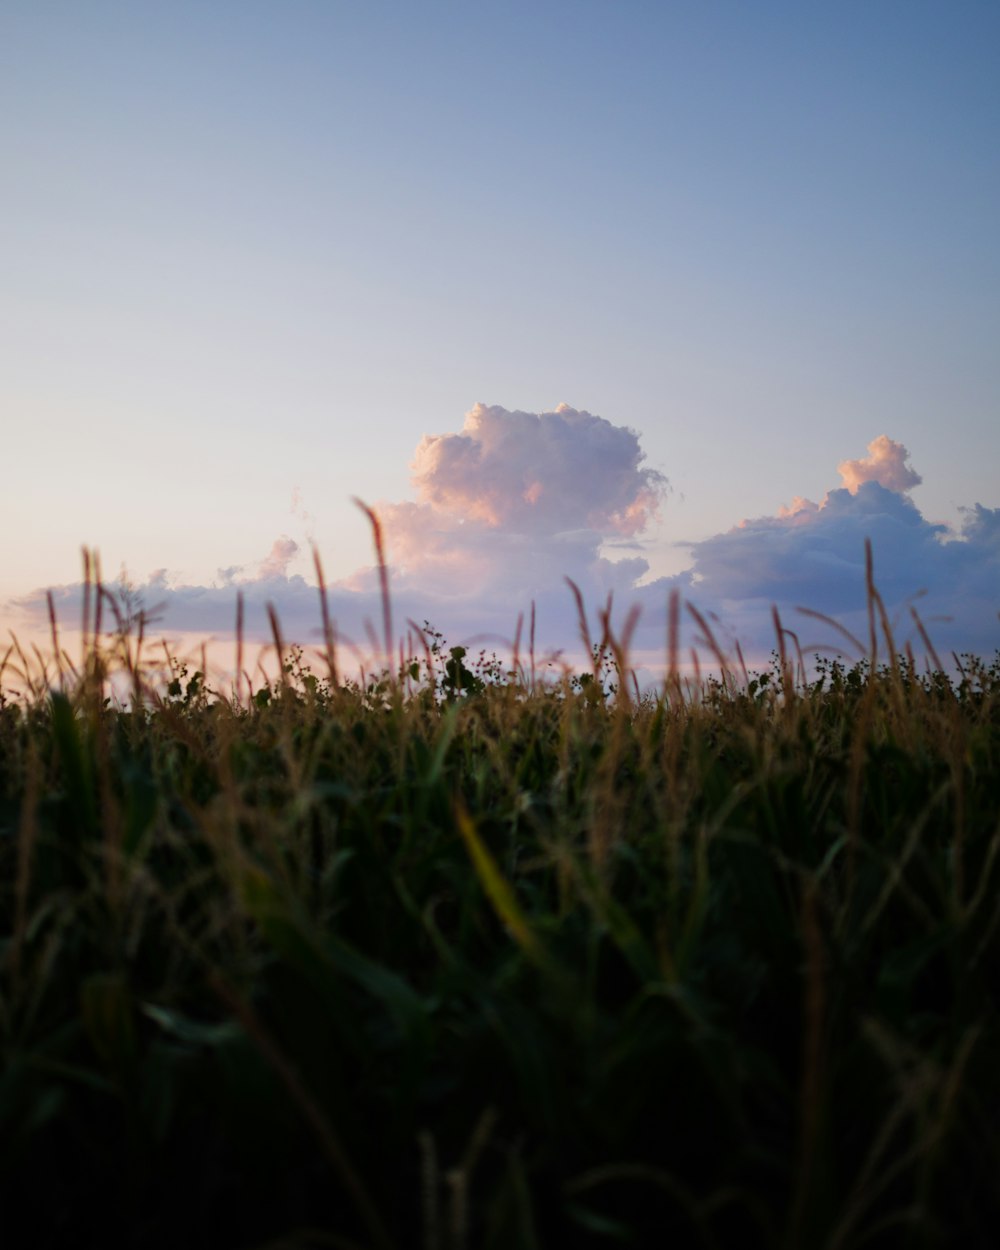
[257,536,299,581]
[837,435,922,495]
[359,403,667,613]
[215,536,300,587]
[775,496,820,522]
[403,402,665,537]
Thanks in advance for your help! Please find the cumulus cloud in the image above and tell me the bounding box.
[403,402,664,536]
[688,482,942,610]
[837,434,922,495]
[349,403,668,627]
[360,403,666,604]
[663,438,998,663]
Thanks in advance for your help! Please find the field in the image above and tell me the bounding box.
[1,565,999,1249]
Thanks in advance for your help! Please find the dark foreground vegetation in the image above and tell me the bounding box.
[1,581,999,1248]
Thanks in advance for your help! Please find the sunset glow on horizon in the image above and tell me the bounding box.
[7,404,997,685]
[3,2,998,668]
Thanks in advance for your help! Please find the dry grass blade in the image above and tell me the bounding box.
[267,603,288,691]
[784,628,807,689]
[795,606,866,658]
[772,604,791,693]
[312,543,340,689]
[865,537,879,668]
[512,610,523,684]
[734,638,750,688]
[687,600,732,692]
[598,601,641,708]
[564,577,593,670]
[529,599,537,689]
[46,590,64,693]
[93,549,104,652]
[865,539,900,677]
[909,605,945,674]
[666,586,681,695]
[235,589,245,706]
[353,498,393,668]
[81,546,92,668]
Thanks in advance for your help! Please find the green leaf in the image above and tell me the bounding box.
[141,1003,243,1048]
[456,807,544,966]
[566,1201,634,1240]
[50,692,97,834]
[80,972,136,1068]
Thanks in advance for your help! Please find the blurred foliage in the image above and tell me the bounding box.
[1,601,999,1248]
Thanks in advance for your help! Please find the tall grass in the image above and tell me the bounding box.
[0,542,998,1248]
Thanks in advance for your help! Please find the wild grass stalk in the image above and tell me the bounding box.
[354,498,394,670]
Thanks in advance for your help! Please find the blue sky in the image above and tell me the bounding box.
[3,2,998,662]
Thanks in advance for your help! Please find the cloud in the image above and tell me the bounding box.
[837,434,922,495]
[664,439,998,663]
[687,481,943,610]
[402,402,665,537]
[257,536,299,581]
[7,420,998,673]
[345,403,669,637]
[960,502,1000,548]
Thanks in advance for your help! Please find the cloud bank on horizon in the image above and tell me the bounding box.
[11,410,999,668]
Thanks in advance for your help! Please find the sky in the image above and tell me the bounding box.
[3,1,999,672]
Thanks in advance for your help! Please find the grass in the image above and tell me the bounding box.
[0,541,998,1248]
